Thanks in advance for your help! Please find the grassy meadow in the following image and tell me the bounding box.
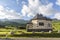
[52,21,60,31]
[0,21,60,38]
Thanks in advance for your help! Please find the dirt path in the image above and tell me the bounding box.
[12,38,60,40]
[0,38,60,40]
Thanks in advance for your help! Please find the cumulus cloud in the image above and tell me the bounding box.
[56,0,60,6]
[21,0,60,20]
[0,5,21,19]
[53,13,60,19]
[21,5,34,17]
[21,0,55,18]
[0,5,4,10]
[38,3,54,16]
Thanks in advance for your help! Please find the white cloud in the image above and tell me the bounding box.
[0,5,4,10]
[21,4,35,18]
[38,3,54,16]
[56,0,60,6]
[21,5,29,16]
[53,13,60,19]
[21,0,55,18]
[0,5,21,19]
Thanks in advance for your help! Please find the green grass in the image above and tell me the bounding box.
[0,21,59,38]
[0,28,59,38]
[52,21,60,31]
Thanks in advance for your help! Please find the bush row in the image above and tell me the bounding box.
[9,33,60,38]
[0,33,60,37]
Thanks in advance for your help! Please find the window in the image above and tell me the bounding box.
[39,22,44,26]
[48,23,51,27]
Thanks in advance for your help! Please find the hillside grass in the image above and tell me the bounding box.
[52,21,60,31]
[0,21,59,38]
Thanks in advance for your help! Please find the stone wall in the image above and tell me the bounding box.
[26,19,52,32]
[31,20,52,29]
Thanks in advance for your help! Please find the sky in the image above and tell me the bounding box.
[0,0,60,20]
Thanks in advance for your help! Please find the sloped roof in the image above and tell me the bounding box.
[27,14,52,24]
[32,14,52,21]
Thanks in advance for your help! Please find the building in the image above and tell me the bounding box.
[26,14,52,32]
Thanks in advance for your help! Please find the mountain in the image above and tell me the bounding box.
[8,19,28,24]
[0,19,28,27]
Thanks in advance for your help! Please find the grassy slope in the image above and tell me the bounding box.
[52,21,60,31]
[0,20,60,34]
[0,20,60,37]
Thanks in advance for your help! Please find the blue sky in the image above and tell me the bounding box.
[0,0,60,20]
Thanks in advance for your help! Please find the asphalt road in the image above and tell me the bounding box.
[0,38,60,40]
